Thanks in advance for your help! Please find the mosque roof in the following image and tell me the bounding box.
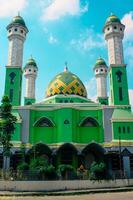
[45,68,87,98]
[94,58,107,67]
[24,57,38,70]
[106,14,121,24]
[7,15,28,30]
[112,109,133,122]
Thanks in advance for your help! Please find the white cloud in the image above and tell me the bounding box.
[122,11,133,41]
[48,34,58,44]
[129,89,133,108]
[0,0,28,18]
[85,78,97,102]
[70,28,105,52]
[121,12,133,73]
[41,0,88,21]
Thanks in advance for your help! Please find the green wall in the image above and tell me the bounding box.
[11,123,21,142]
[112,121,133,140]
[109,66,129,105]
[29,107,104,144]
[5,67,22,106]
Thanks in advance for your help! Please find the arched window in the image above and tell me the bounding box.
[127,126,130,133]
[34,117,54,127]
[26,101,32,105]
[118,126,121,133]
[9,89,13,102]
[123,127,126,133]
[80,117,99,127]
[9,72,16,84]
[119,87,123,101]
[116,70,122,82]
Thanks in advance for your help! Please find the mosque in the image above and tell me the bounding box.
[1,13,133,177]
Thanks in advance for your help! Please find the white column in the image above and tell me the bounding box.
[123,156,131,178]
[8,38,24,66]
[25,76,35,99]
[96,76,107,97]
[107,36,124,65]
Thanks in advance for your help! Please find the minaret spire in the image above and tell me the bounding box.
[64,62,68,72]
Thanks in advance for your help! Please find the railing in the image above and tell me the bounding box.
[0,169,132,181]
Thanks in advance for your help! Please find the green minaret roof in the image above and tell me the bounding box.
[24,57,38,70]
[94,58,107,68]
[7,15,28,30]
[106,14,121,24]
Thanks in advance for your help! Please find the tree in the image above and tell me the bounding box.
[89,161,106,181]
[0,96,16,170]
[57,164,76,180]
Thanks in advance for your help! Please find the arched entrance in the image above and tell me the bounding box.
[56,143,78,168]
[82,143,105,169]
[27,143,52,164]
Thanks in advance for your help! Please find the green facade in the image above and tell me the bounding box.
[109,65,129,105]
[24,97,35,105]
[5,67,22,106]
[98,97,108,105]
[28,101,104,145]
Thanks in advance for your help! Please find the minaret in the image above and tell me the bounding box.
[103,14,129,106]
[103,13,125,65]
[24,57,38,105]
[94,58,108,105]
[5,15,28,106]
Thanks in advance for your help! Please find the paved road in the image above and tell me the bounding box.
[1,191,133,200]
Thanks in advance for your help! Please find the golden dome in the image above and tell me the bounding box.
[45,69,87,98]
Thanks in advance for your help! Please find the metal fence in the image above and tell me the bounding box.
[0,169,131,181]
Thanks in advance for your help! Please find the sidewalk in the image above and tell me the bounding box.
[0,186,133,196]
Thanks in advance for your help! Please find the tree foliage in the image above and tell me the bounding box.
[0,96,16,157]
[89,161,106,180]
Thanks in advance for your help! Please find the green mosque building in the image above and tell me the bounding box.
[2,14,133,177]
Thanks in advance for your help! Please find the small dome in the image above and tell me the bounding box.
[106,14,121,24]
[24,57,38,70]
[94,58,107,67]
[45,70,87,98]
[7,15,28,30]
[12,15,26,26]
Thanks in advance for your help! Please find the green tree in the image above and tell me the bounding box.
[0,96,16,170]
[89,161,106,181]
[57,164,76,180]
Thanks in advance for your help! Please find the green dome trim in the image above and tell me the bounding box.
[46,70,87,98]
[24,58,38,70]
[94,58,107,67]
[106,14,121,24]
[7,15,28,29]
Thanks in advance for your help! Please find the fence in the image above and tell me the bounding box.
[0,169,131,181]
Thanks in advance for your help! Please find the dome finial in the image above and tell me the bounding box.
[98,55,102,59]
[18,11,20,16]
[64,61,68,72]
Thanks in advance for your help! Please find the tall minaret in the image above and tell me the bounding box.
[103,13,125,65]
[103,14,129,106]
[94,58,108,105]
[5,15,28,106]
[24,57,38,105]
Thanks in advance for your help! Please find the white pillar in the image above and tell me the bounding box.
[123,156,131,178]
[103,14,125,65]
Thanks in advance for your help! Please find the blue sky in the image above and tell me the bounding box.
[0,0,133,105]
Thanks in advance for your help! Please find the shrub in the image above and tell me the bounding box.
[89,161,106,181]
[57,164,76,180]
